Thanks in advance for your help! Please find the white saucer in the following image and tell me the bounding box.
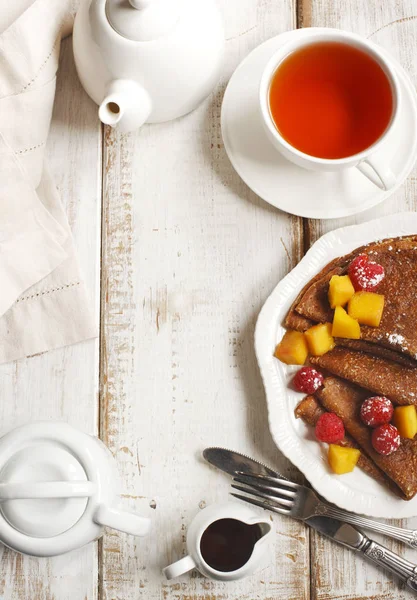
[221,29,417,220]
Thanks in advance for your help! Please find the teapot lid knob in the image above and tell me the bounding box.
[128,0,152,8]
[105,0,182,42]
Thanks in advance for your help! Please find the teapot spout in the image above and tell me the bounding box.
[98,80,152,133]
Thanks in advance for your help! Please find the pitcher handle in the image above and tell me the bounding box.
[356,154,396,191]
[94,504,151,537]
[163,555,197,580]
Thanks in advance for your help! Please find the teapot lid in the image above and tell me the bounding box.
[105,0,183,42]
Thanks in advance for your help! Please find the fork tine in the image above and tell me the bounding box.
[235,472,300,490]
[233,476,297,499]
[231,483,295,508]
[230,493,291,516]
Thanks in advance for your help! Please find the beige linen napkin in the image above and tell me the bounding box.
[0,0,97,363]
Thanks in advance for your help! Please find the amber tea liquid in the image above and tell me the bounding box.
[268,42,393,159]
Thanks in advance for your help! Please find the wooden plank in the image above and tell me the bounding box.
[99,1,311,599]
[297,2,417,598]
[0,38,101,600]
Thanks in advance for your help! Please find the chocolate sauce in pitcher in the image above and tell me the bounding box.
[200,518,263,572]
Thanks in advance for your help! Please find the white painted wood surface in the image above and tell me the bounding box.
[99,0,310,598]
[1,0,417,598]
[303,4,417,600]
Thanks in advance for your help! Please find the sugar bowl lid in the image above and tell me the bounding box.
[0,422,150,556]
[0,443,92,538]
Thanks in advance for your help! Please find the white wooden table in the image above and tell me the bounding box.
[1,1,417,598]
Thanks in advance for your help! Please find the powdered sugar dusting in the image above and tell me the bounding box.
[360,396,393,428]
[293,367,324,394]
[354,264,385,288]
[349,254,385,290]
[372,424,401,455]
[387,332,409,352]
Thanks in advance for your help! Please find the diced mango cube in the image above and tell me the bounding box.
[328,275,355,309]
[332,306,361,339]
[305,323,335,356]
[348,292,385,327]
[328,444,361,474]
[393,405,417,439]
[274,330,308,365]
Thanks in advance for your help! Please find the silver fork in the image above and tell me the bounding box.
[231,472,417,548]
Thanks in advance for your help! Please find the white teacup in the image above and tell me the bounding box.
[259,29,400,191]
[163,502,272,581]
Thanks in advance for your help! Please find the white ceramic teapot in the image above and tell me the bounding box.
[73,0,224,132]
[0,422,151,556]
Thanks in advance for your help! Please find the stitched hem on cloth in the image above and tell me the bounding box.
[16,142,45,154]
[0,281,98,364]
[20,29,62,93]
[15,281,81,304]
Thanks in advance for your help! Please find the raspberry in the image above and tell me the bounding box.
[315,412,345,443]
[360,396,393,428]
[371,424,400,455]
[293,367,324,394]
[349,254,368,272]
[348,254,385,292]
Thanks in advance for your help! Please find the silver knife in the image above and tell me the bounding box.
[203,447,417,592]
[203,447,280,479]
[304,516,417,592]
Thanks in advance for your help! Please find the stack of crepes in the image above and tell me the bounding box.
[289,235,417,500]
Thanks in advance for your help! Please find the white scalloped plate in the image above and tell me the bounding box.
[255,213,417,518]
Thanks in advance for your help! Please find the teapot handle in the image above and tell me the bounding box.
[94,504,151,537]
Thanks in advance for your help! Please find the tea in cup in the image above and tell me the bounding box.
[163,502,272,581]
[259,30,400,190]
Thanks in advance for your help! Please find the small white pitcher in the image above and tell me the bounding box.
[163,502,272,581]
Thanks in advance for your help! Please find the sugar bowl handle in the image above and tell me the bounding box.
[94,504,151,537]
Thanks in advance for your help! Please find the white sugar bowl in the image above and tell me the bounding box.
[0,422,151,556]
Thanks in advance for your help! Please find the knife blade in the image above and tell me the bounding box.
[203,447,417,592]
[203,447,285,479]
[306,515,366,549]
